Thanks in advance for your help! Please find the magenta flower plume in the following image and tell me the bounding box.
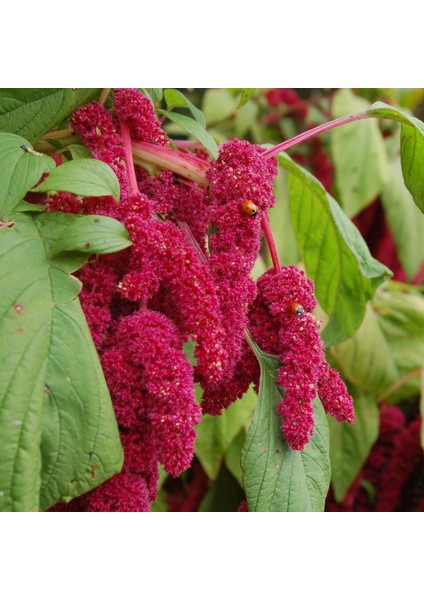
[118,215,227,386]
[250,266,354,451]
[81,472,151,512]
[113,88,168,146]
[197,140,278,400]
[69,101,130,198]
[102,309,201,477]
[317,364,355,424]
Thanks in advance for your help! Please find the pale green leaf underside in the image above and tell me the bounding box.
[329,388,379,502]
[50,214,132,256]
[160,109,219,159]
[32,158,120,200]
[0,132,55,219]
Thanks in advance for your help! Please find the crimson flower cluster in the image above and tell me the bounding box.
[47,88,354,511]
[327,404,423,512]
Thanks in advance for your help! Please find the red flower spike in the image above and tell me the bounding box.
[113,88,168,147]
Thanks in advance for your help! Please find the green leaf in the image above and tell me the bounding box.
[159,109,218,159]
[0,89,100,143]
[195,386,257,480]
[164,89,206,126]
[238,88,256,108]
[140,88,163,104]
[0,212,123,511]
[32,158,120,200]
[332,290,424,402]
[0,133,55,219]
[382,156,424,281]
[198,467,244,512]
[367,101,424,213]
[202,89,238,124]
[241,345,330,512]
[329,387,379,502]
[225,429,246,487]
[66,144,92,160]
[331,89,389,217]
[50,214,132,256]
[278,152,392,347]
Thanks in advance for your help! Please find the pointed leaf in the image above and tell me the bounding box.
[50,214,132,256]
[381,156,424,280]
[159,109,218,159]
[333,290,424,402]
[164,89,206,126]
[329,388,379,502]
[238,88,256,108]
[278,152,392,347]
[0,132,55,219]
[140,88,163,104]
[195,386,257,480]
[367,101,424,213]
[331,89,389,217]
[32,158,120,200]
[241,347,330,512]
[0,212,123,511]
[66,144,92,160]
[0,88,100,143]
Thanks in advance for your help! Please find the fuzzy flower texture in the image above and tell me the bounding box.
[48,89,354,511]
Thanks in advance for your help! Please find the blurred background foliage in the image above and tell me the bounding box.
[151,88,424,512]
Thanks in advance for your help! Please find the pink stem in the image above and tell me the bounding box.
[261,212,281,273]
[132,141,209,186]
[119,120,139,196]
[263,112,371,159]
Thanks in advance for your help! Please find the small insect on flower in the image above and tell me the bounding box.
[287,302,305,316]
[239,200,259,218]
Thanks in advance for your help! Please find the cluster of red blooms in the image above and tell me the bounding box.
[47,89,354,511]
[327,404,423,511]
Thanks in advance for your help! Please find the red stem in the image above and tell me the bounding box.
[119,120,139,196]
[261,212,281,273]
[263,112,371,159]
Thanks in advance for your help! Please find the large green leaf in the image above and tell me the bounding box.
[0,132,55,219]
[332,290,424,402]
[0,212,123,511]
[50,214,132,256]
[32,158,120,200]
[381,156,424,280]
[195,386,257,480]
[367,101,424,213]
[159,109,218,159]
[329,387,379,502]
[0,89,100,143]
[331,89,389,217]
[241,344,330,512]
[278,152,392,347]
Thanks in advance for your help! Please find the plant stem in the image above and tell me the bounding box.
[132,141,209,186]
[99,88,112,105]
[263,112,371,159]
[261,212,281,273]
[376,367,423,403]
[119,120,139,196]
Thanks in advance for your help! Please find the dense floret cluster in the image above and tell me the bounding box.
[48,89,354,511]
